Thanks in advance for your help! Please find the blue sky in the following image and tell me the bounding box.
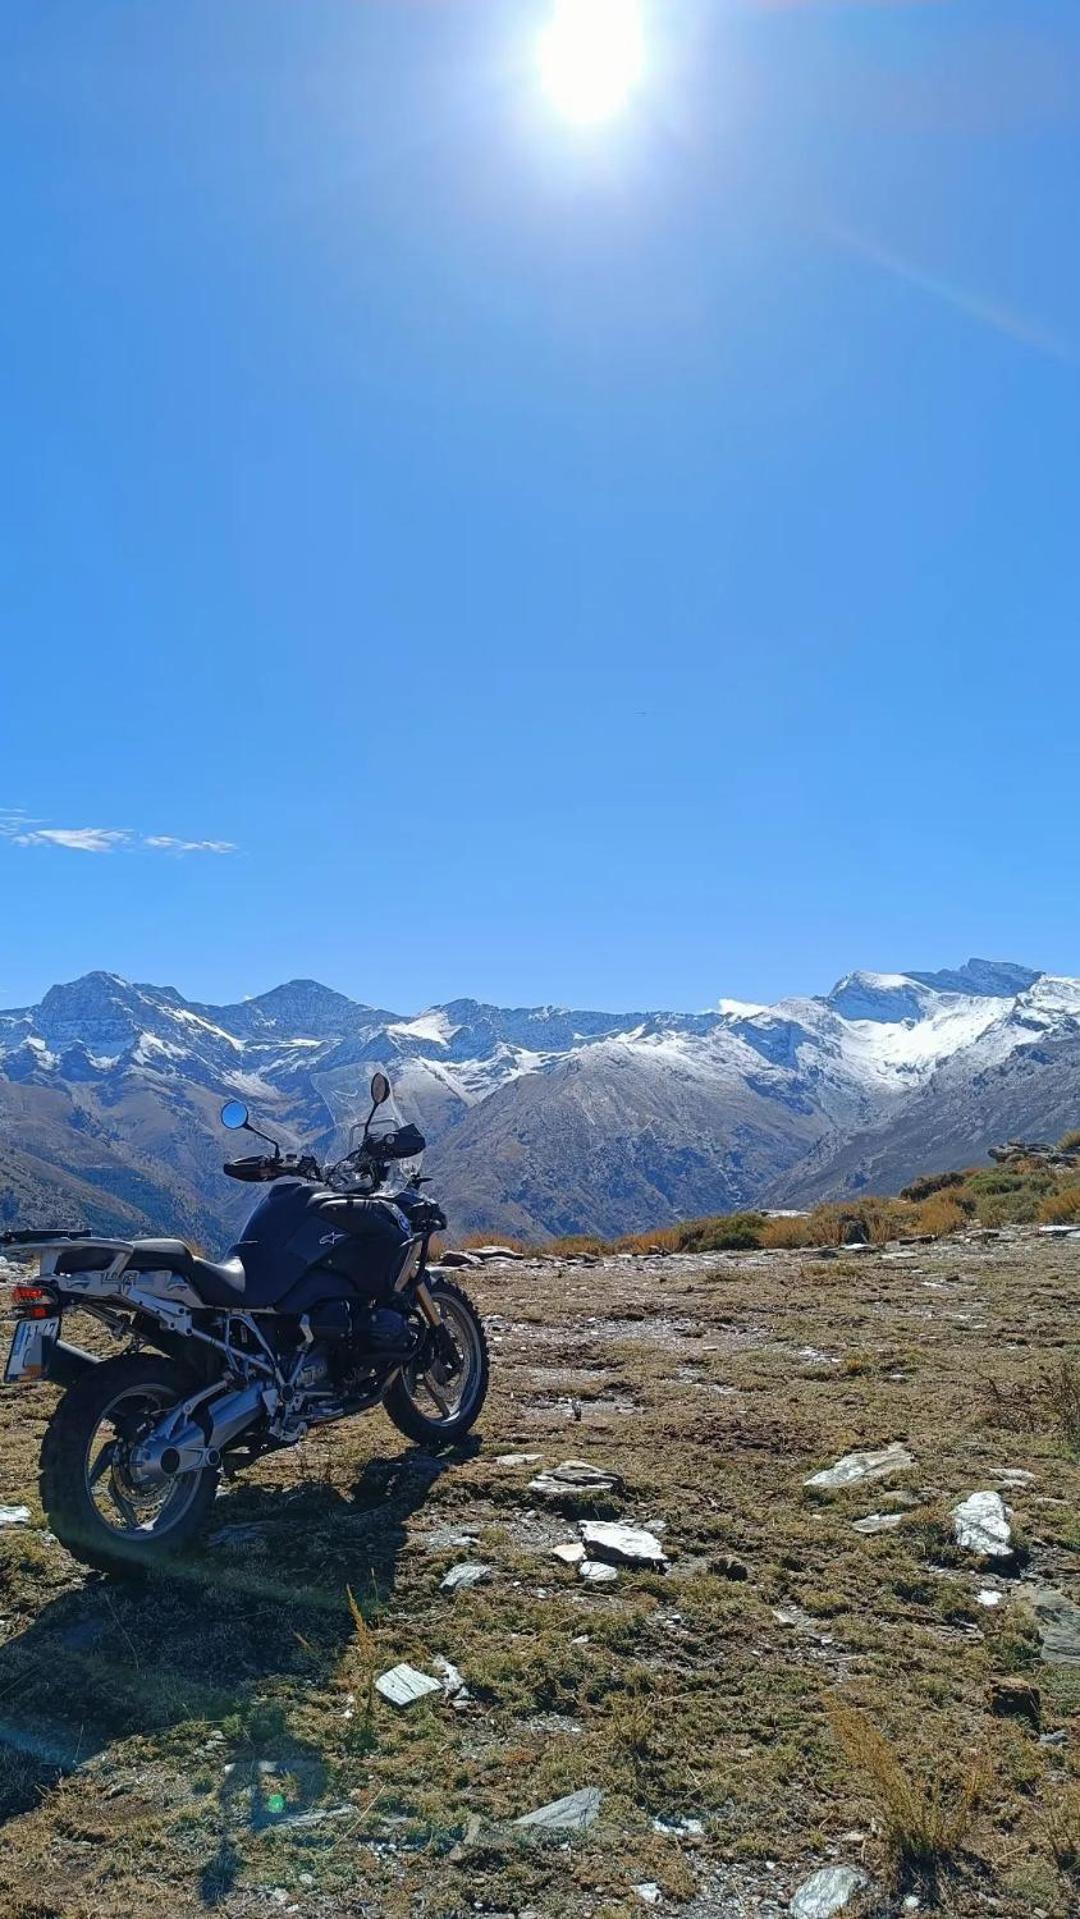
[3,0,1078,1015]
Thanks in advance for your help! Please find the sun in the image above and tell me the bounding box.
[537,0,646,126]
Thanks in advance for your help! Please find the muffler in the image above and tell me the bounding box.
[131,1382,269,1486]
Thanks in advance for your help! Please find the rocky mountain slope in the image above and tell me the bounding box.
[1,960,1078,1242]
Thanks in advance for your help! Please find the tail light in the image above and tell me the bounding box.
[12,1284,58,1321]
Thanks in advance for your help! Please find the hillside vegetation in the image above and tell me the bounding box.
[476,1132,1080,1260]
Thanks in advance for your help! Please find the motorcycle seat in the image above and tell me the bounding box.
[127,1239,247,1305]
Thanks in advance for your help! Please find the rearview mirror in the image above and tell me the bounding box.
[370,1072,391,1106]
[220,1099,250,1131]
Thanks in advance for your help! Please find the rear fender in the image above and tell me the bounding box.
[44,1339,100,1388]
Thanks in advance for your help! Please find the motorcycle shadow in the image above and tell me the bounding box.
[0,1441,474,1848]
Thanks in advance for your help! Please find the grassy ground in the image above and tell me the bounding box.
[0,1228,1077,1917]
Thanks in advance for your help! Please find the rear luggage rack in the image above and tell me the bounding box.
[1,1229,93,1246]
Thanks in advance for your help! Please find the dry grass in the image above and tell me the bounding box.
[1042,1356,1080,1456]
[828,1698,989,1876]
[0,1229,1076,1916]
[1043,1781,1080,1871]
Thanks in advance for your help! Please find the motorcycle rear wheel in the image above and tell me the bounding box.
[40,1352,220,1575]
[383,1278,489,1447]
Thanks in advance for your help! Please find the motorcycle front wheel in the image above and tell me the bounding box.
[383,1278,489,1447]
[40,1352,220,1575]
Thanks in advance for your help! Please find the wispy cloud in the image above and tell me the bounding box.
[829,221,1077,365]
[15,827,130,855]
[0,813,237,856]
[143,835,237,855]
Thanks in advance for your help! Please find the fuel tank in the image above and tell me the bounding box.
[229,1180,412,1310]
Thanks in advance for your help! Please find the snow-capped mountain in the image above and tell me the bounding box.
[1,959,1077,1242]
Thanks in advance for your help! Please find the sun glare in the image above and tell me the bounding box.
[538,0,646,126]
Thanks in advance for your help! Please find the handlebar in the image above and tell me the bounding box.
[223,1153,321,1183]
[223,1127,427,1188]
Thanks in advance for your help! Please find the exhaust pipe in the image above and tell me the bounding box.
[131,1382,269,1486]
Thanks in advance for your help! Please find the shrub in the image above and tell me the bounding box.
[1038,1185,1080,1225]
[901,1169,967,1203]
[761,1214,815,1249]
[967,1169,1055,1198]
[915,1195,969,1238]
[682,1211,764,1252]
[1057,1129,1080,1154]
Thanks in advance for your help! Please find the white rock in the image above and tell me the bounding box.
[975,1589,1003,1609]
[433,1654,470,1700]
[850,1512,905,1536]
[529,1460,621,1498]
[579,1521,669,1569]
[440,1562,493,1593]
[375,1663,442,1708]
[790,1864,868,1918]
[515,1785,602,1831]
[0,1505,31,1529]
[653,1814,705,1837]
[952,1491,1013,1559]
[553,1542,586,1565]
[805,1444,914,1490]
[634,1884,662,1906]
[579,1559,619,1584]
[496,1453,543,1468]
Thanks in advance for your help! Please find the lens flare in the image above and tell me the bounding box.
[538,0,646,126]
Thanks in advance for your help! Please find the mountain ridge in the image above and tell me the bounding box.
[2,959,1078,1242]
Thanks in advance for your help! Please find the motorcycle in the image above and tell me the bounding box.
[0,1072,488,1574]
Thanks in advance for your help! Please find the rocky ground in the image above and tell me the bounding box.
[0,1228,1077,1918]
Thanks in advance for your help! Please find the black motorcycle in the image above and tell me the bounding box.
[1,1073,488,1573]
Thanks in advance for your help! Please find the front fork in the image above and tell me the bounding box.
[413,1260,463,1377]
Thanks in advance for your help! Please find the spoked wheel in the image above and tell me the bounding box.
[383,1278,489,1446]
[40,1354,220,1575]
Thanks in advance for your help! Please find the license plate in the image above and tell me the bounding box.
[4,1317,59,1384]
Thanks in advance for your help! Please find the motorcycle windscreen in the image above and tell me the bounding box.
[343,1067,426,1186]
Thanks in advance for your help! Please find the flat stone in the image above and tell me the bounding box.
[553,1542,586,1565]
[496,1453,543,1468]
[653,1814,705,1837]
[790,1864,869,1918]
[805,1443,914,1490]
[267,1803,354,1830]
[993,1467,1035,1488]
[0,1505,31,1529]
[440,1562,493,1593]
[975,1589,1004,1609]
[515,1785,602,1832]
[579,1521,668,1569]
[470,1245,525,1261]
[851,1511,906,1536]
[209,1522,267,1548]
[633,1885,662,1906]
[1024,1584,1080,1666]
[579,1559,619,1584]
[528,1460,621,1499]
[437,1249,483,1268]
[952,1491,1012,1560]
[375,1663,442,1708]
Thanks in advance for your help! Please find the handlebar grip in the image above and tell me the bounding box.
[223,1156,275,1182]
